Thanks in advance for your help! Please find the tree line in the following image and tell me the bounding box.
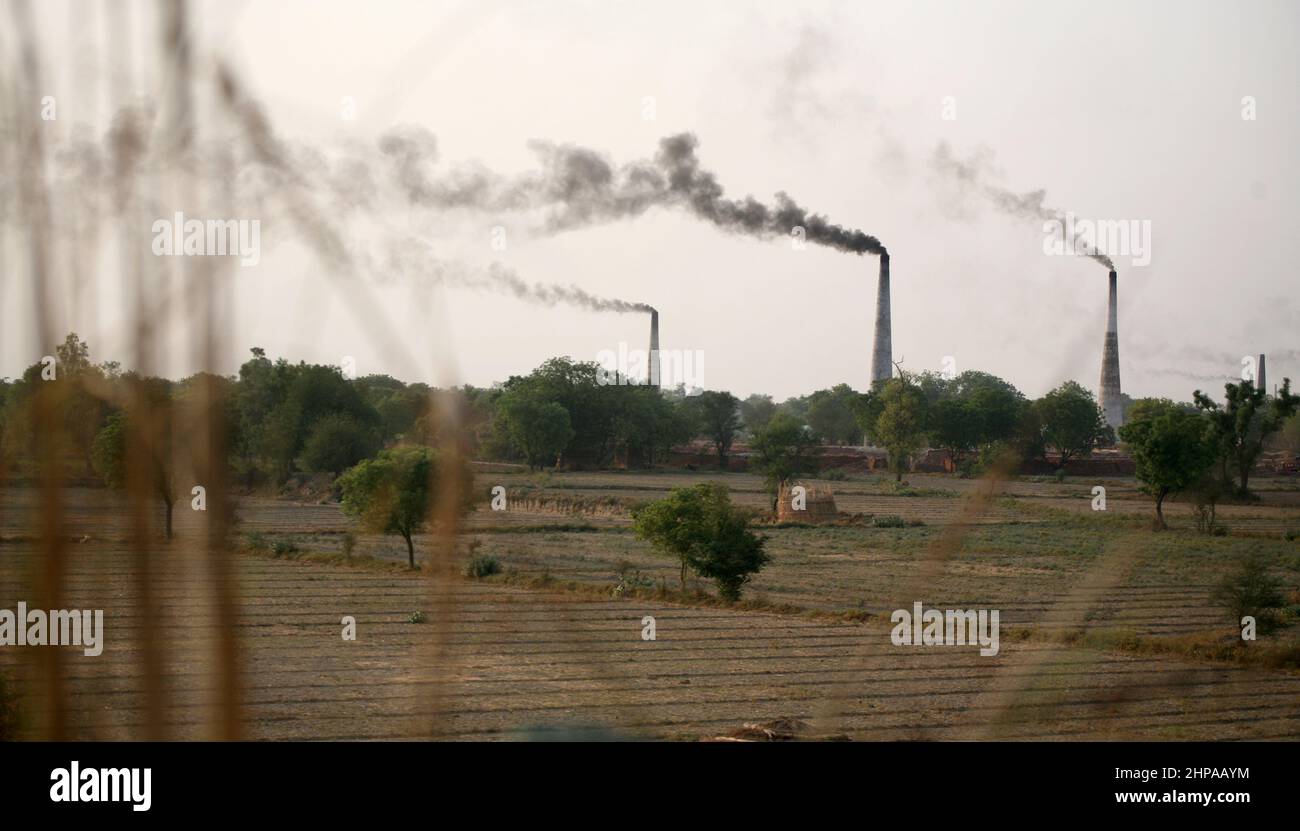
[1,333,1295,536]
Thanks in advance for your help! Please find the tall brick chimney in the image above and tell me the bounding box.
[1099,270,1123,429]
[647,308,660,388]
[1257,353,1267,396]
[870,253,892,385]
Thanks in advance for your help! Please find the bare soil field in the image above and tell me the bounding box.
[2,472,1298,741]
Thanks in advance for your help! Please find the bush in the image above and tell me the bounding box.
[611,563,654,598]
[822,469,848,481]
[1211,554,1286,636]
[244,531,269,551]
[271,539,299,557]
[408,611,427,624]
[464,554,502,578]
[341,532,356,558]
[874,515,906,528]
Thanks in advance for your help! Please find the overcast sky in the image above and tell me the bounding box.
[4,0,1298,402]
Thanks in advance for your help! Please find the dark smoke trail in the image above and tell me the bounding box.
[375,238,653,313]
[656,134,886,255]
[375,127,886,255]
[931,142,1113,270]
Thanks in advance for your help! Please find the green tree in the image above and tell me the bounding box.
[249,361,380,482]
[927,372,1026,469]
[1117,398,1216,529]
[874,376,927,482]
[739,394,777,436]
[631,483,769,600]
[806,384,866,445]
[1035,381,1110,469]
[300,413,380,476]
[337,446,475,568]
[690,390,741,469]
[750,412,821,505]
[91,385,180,539]
[1194,378,1298,496]
[498,394,573,471]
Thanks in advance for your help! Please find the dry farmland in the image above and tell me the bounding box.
[2,470,1299,741]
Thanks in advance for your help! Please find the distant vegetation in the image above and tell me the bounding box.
[1,333,1296,544]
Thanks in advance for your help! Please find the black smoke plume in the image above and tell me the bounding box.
[931,142,1113,270]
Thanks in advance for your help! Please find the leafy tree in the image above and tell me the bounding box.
[1278,413,1300,454]
[631,483,769,600]
[739,394,777,436]
[260,363,379,482]
[1035,381,1110,469]
[750,412,821,505]
[1194,378,1298,496]
[301,413,380,476]
[1117,398,1216,529]
[690,390,741,469]
[90,413,128,490]
[50,333,112,475]
[874,376,928,482]
[806,384,866,445]
[91,383,180,538]
[498,393,573,471]
[337,446,475,568]
[927,372,1027,469]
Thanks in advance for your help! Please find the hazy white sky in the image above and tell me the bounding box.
[5,0,1298,402]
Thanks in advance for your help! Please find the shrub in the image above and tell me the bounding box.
[341,532,356,559]
[271,539,299,557]
[612,563,654,598]
[874,515,906,528]
[244,531,269,551]
[464,554,502,578]
[1211,554,1286,636]
[408,611,427,624]
[822,469,848,481]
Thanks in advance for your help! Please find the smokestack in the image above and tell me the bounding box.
[648,308,660,388]
[1258,354,1267,396]
[1099,270,1123,429]
[870,253,892,384]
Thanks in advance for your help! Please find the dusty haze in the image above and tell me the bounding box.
[2,0,1297,402]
